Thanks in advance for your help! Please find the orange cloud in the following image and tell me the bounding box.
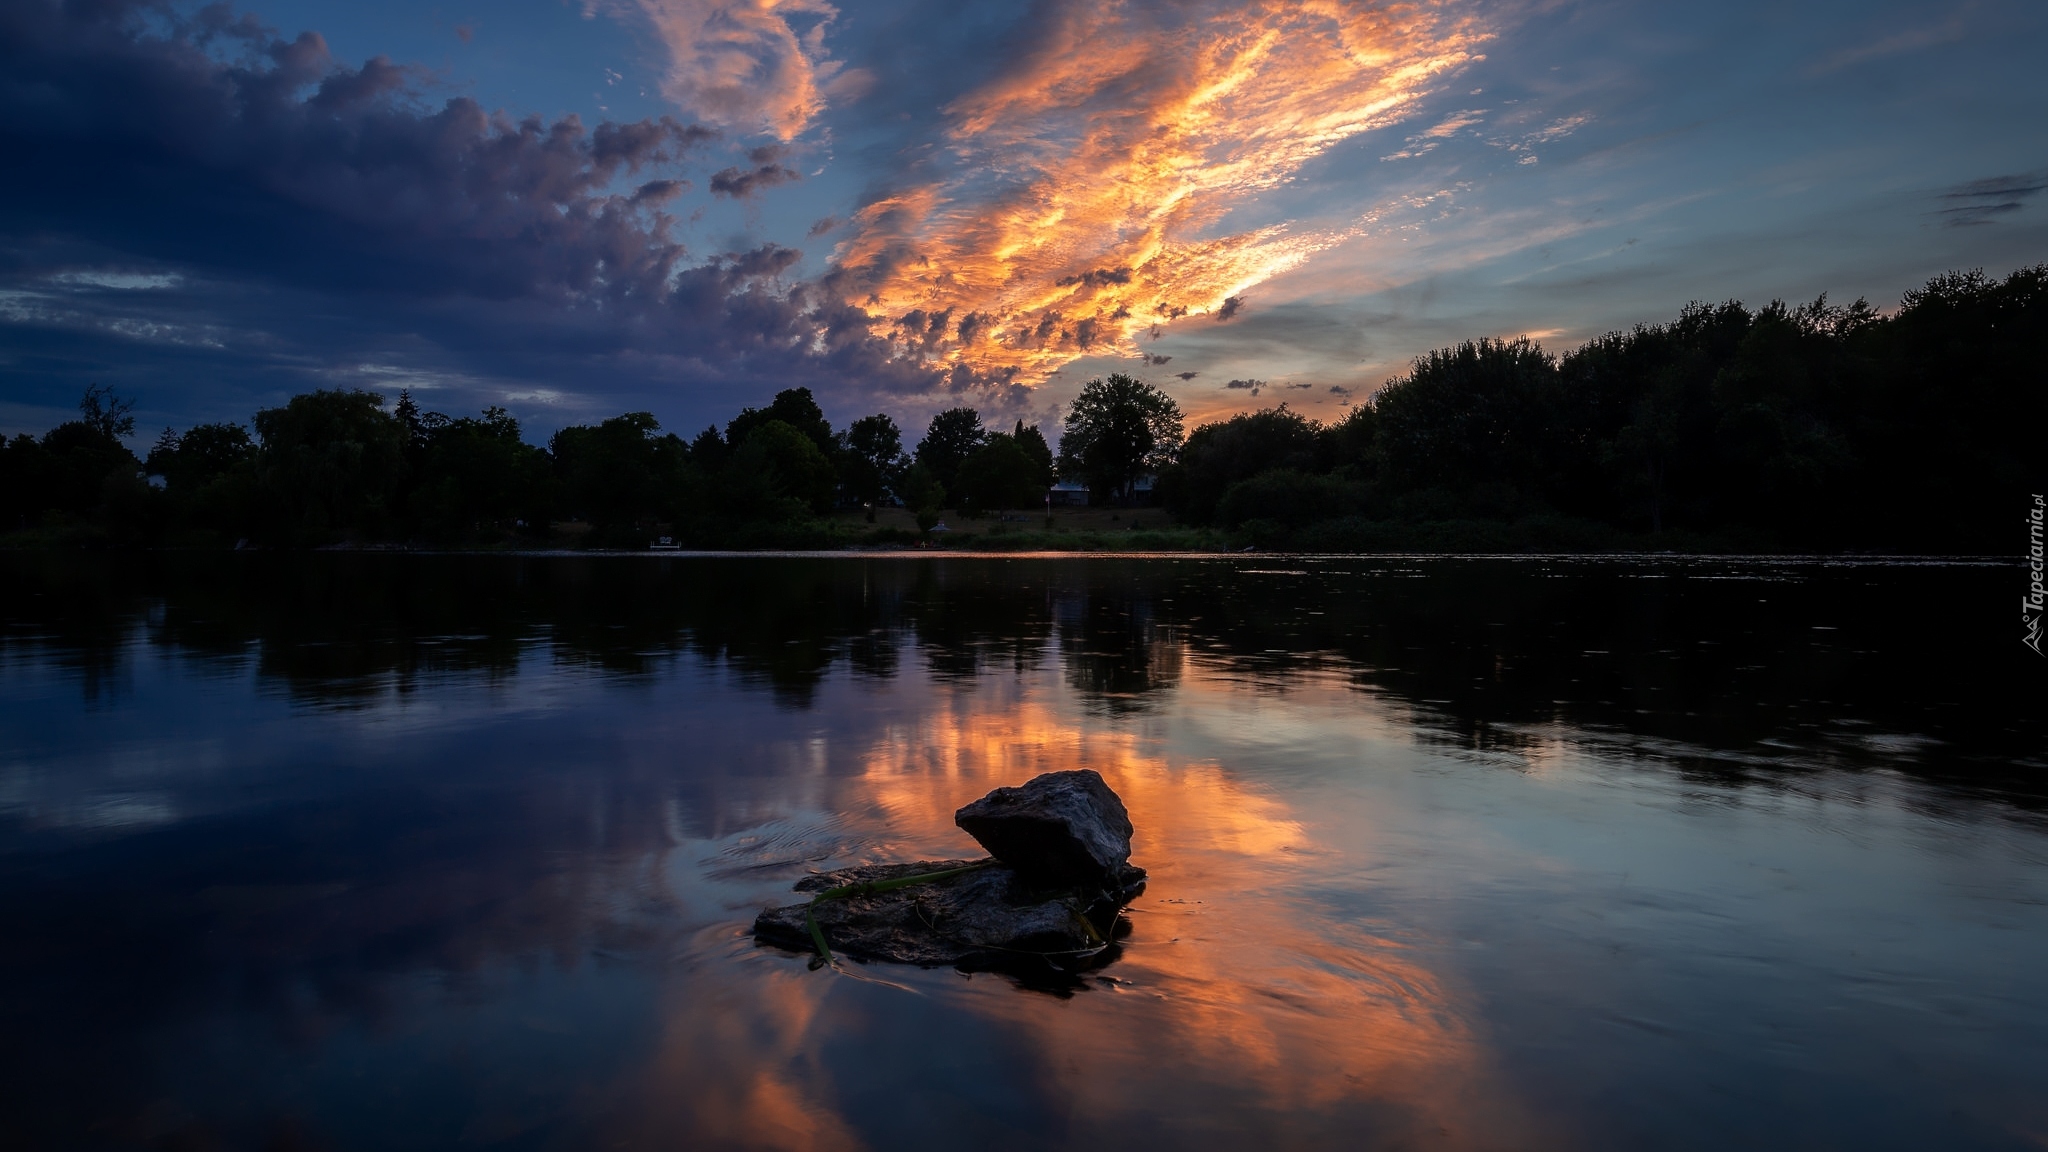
[829,0,1491,387]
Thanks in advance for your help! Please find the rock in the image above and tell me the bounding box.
[953,769,1134,888]
[752,771,1147,971]
[751,858,1146,970]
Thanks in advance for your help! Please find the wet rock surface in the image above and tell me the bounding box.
[953,769,1134,887]
[751,858,1146,969]
[752,771,1146,970]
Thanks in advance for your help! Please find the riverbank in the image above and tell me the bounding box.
[1,500,2011,556]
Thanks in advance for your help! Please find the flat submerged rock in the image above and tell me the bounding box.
[752,857,1147,970]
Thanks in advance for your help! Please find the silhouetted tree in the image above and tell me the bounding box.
[4,265,2041,552]
[724,419,836,517]
[1844,266,2046,549]
[550,412,693,533]
[251,389,409,543]
[689,425,727,470]
[839,413,906,518]
[1372,338,1559,496]
[727,388,836,463]
[1012,420,1056,488]
[409,406,552,540]
[954,433,1045,515]
[141,421,257,540]
[77,383,136,441]
[1057,373,1183,503]
[147,422,254,490]
[914,408,987,496]
[899,461,946,534]
[0,386,148,535]
[1159,405,1323,524]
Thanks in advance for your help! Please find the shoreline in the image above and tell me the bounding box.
[1,543,2019,565]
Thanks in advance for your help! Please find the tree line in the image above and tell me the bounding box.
[0,377,1152,548]
[2,265,2040,552]
[1156,266,2044,553]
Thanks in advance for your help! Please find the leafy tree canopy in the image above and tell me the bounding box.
[728,388,835,461]
[147,422,253,489]
[252,389,409,541]
[550,411,689,528]
[839,413,906,507]
[1058,373,1183,502]
[732,419,837,516]
[1012,421,1055,488]
[955,434,1046,515]
[898,460,946,533]
[9,264,2040,552]
[1165,405,1322,524]
[914,407,987,493]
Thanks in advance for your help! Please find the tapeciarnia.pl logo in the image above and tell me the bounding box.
[2027,493,2045,656]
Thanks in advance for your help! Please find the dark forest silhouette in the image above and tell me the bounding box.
[2,265,2041,553]
[1164,265,2043,553]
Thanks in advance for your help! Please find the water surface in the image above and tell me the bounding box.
[2,553,2043,1150]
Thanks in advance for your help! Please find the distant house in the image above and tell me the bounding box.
[1049,476,1162,506]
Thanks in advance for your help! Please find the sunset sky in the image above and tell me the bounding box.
[2,0,2043,441]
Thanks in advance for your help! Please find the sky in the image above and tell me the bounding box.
[1,0,2044,445]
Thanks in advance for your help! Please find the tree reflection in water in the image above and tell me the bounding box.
[0,553,2040,1149]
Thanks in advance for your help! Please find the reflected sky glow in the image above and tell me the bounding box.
[592,665,1514,1148]
[1,555,2044,1148]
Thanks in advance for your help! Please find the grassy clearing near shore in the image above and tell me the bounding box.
[0,504,1877,555]
[819,506,1794,554]
[826,506,1225,552]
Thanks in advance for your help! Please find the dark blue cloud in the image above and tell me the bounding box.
[710,163,803,199]
[0,0,932,436]
[6,0,2045,440]
[1934,173,2046,227]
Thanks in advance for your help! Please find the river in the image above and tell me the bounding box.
[1,553,2042,1150]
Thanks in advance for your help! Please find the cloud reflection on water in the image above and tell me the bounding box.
[1,555,2041,1148]
[600,690,1525,1148]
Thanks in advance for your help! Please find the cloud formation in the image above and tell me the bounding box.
[1,3,714,293]
[1488,113,1590,165]
[6,0,2038,437]
[709,145,803,198]
[825,0,1490,388]
[0,0,938,427]
[1380,107,1486,161]
[1812,13,1970,75]
[630,0,849,140]
[1935,172,2046,227]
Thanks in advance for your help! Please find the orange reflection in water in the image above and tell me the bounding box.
[608,958,866,1152]
[620,688,1542,1148]
[865,696,1522,1136]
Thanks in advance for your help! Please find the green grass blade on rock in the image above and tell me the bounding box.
[803,860,993,968]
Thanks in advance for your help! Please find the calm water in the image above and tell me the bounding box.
[2,553,2044,1151]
